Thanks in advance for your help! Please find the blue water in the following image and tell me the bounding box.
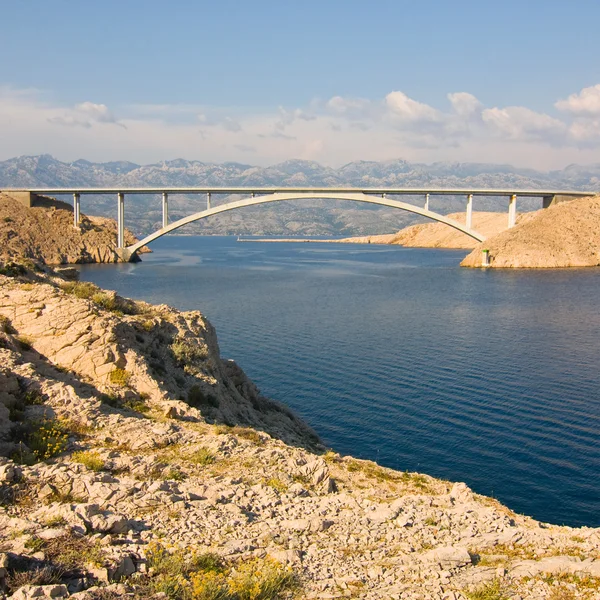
[79,237,600,527]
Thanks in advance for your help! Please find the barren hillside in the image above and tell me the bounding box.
[1,264,600,599]
[0,193,142,264]
[461,196,600,268]
[334,211,526,249]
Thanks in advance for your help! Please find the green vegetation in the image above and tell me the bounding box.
[188,385,219,409]
[99,391,150,414]
[60,281,99,299]
[0,262,27,277]
[141,543,297,600]
[10,419,69,464]
[60,281,138,314]
[163,467,187,482]
[216,425,265,445]
[187,447,216,466]
[464,579,510,600]
[172,338,209,373]
[15,334,34,351]
[0,314,15,333]
[27,532,104,570]
[109,368,131,387]
[263,478,288,493]
[72,450,105,472]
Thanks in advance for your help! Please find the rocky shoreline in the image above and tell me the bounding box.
[0,262,599,599]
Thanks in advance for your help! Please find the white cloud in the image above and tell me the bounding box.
[556,84,600,117]
[75,102,118,124]
[326,96,373,119]
[482,106,567,143]
[448,92,482,118]
[47,100,125,129]
[1,84,600,169]
[385,91,440,122]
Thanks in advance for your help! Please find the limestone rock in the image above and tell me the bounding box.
[9,585,69,600]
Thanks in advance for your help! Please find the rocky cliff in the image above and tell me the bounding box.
[1,264,600,599]
[461,196,600,268]
[0,193,143,265]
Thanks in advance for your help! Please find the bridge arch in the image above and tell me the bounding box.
[123,192,486,260]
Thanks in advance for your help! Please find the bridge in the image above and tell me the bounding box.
[5,187,592,262]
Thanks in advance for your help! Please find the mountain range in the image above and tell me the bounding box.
[1,155,598,236]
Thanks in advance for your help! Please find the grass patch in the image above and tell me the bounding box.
[43,515,67,527]
[27,532,104,571]
[109,368,131,387]
[464,579,510,600]
[99,391,150,414]
[0,314,15,333]
[187,447,216,466]
[5,564,63,593]
[162,468,187,482]
[263,478,288,493]
[15,335,35,351]
[60,281,99,299]
[72,450,105,472]
[216,425,264,445]
[61,281,137,314]
[142,543,297,600]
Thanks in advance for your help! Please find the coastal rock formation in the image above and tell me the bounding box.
[1,265,600,598]
[0,193,144,265]
[333,212,524,249]
[461,195,600,268]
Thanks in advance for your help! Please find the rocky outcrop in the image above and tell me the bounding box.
[461,195,600,268]
[0,193,144,265]
[330,211,528,251]
[335,211,524,249]
[1,267,600,599]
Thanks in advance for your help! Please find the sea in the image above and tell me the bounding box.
[78,236,600,527]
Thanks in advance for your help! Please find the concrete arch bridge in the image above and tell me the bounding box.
[8,187,591,262]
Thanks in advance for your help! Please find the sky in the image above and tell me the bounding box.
[2,0,600,169]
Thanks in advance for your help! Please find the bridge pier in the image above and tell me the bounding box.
[508,194,517,228]
[73,193,80,229]
[206,192,211,210]
[424,193,430,211]
[466,194,473,229]
[117,192,125,248]
[162,192,169,228]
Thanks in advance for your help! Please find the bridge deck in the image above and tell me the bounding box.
[3,187,593,197]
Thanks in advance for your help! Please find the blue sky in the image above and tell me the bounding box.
[2,0,600,168]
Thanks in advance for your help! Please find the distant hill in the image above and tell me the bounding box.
[1,155,598,237]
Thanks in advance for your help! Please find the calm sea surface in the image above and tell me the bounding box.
[79,236,600,527]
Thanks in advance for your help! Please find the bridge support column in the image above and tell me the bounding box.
[508,194,517,228]
[162,192,169,228]
[73,193,80,229]
[206,192,211,210]
[117,192,125,248]
[424,193,430,211]
[466,194,473,229]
